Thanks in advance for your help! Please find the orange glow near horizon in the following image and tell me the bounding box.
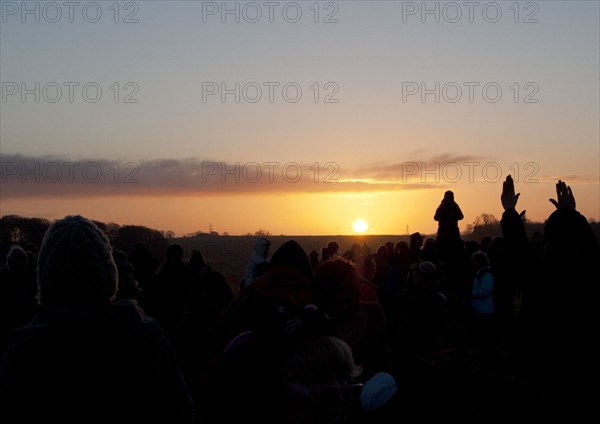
[1,181,599,237]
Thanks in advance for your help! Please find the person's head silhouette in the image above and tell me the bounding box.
[37,215,118,306]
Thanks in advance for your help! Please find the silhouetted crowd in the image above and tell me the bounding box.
[1,177,599,423]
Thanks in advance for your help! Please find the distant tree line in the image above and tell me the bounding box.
[0,215,168,263]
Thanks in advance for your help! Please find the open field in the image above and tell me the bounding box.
[174,234,421,291]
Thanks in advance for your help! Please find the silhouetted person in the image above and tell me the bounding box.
[186,249,211,281]
[313,260,391,381]
[22,243,39,304]
[321,247,332,263]
[372,244,390,288]
[155,243,189,336]
[343,243,362,264]
[130,242,159,314]
[309,249,320,268]
[216,240,315,353]
[468,251,496,349]
[435,191,464,239]
[419,237,438,264]
[112,247,142,303]
[173,269,234,417]
[403,261,447,360]
[499,176,600,418]
[0,246,34,356]
[284,321,363,424]
[379,242,410,320]
[408,232,424,264]
[328,240,341,259]
[434,191,464,260]
[464,240,481,258]
[385,241,395,256]
[207,241,316,423]
[130,241,159,285]
[486,236,514,326]
[210,304,362,424]
[359,256,377,283]
[241,237,271,289]
[0,215,196,423]
[480,236,493,252]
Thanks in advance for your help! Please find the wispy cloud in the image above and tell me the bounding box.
[355,154,485,180]
[0,153,504,198]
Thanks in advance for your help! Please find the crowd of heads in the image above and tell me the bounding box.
[1,177,599,422]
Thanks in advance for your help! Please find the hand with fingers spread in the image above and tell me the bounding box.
[549,180,576,210]
[501,175,521,211]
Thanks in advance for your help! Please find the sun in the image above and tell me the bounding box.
[352,219,368,233]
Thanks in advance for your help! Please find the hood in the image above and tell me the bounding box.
[254,237,271,257]
[269,240,314,279]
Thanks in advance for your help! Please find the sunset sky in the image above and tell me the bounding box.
[1,1,598,236]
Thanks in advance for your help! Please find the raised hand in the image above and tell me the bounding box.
[501,175,520,210]
[549,180,576,210]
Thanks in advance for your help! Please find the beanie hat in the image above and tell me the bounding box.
[37,215,118,306]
